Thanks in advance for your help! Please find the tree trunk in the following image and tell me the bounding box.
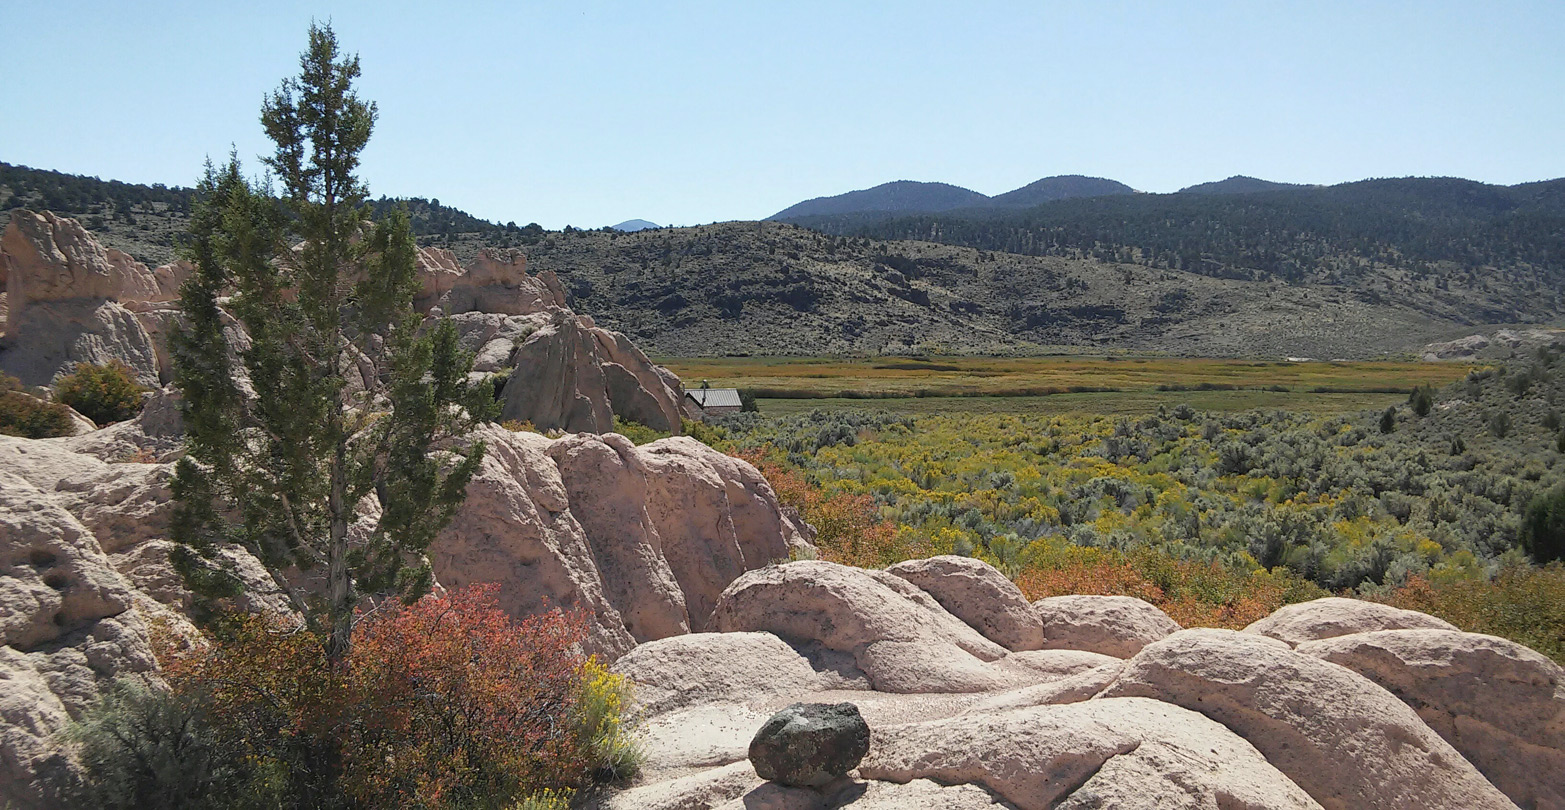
[326,433,352,663]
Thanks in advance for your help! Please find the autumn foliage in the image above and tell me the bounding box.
[143,585,635,808]
[736,448,921,567]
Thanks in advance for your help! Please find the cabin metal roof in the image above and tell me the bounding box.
[685,388,742,409]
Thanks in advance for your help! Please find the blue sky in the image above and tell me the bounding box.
[3,1,1562,229]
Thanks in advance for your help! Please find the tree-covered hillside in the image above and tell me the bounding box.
[784,177,1565,308]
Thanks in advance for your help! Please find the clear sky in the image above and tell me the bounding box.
[3,1,1562,229]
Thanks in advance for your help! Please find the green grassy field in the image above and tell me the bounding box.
[661,355,1475,416]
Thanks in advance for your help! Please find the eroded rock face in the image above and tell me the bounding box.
[1298,629,1565,810]
[885,555,1046,652]
[1033,594,1181,658]
[1099,628,1515,810]
[1,211,163,386]
[1244,596,1457,646]
[0,469,161,809]
[860,697,1321,810]
[614,632,822,715]
[430,426,812,659]
[711,561,1014,693]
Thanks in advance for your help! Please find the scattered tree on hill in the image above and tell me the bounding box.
[169,23,498,662]
[1379,406,1397,434]
[1408,384,1435,417]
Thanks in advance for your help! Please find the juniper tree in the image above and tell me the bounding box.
[169,24,497,662]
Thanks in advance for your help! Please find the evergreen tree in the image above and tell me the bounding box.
[169,24,497,662]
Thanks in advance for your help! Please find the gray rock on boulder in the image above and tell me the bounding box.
[1099,628,1516,810]
[886,555,1047,651]
[749,702,871,788]
[1244,596,1457,646]
[1033,594,1182,658]
[1298,628,1565,810]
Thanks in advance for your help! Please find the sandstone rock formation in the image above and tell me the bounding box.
[1243,596,1457,646]
[604,561,1553,810]
[1298,629,1565,810]
[411,244,685,434]
[1033,594,1181,658]
[0,409,811,807]
[885,555,1046,651]
[0,213,686,435]
[711,560,1015,693]
[0,210,167,387]
[1099,628,1515,810]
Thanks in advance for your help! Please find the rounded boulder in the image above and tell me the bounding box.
[748,702,871,788]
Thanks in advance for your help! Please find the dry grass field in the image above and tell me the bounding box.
[661,355,1475,414]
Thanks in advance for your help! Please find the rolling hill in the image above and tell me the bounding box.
[3,161,1560,359]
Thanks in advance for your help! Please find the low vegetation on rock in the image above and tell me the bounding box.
[54,360,146,425]
[0,371,75,437]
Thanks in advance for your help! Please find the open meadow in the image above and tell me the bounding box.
[671,352,1565,663]
[661,355,1475,416]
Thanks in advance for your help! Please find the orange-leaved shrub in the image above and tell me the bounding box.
[735,447,927,567]
[1377,563,1565,664]
[1015,543,1327,629]
[77,585,636,809]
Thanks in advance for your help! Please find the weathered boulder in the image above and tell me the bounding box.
[749,702,871,788]
[970,661,1125,713]
[1298,628,1565,810]
[859,697,1321,810]
[1099,628,1515,810]
[430,426,811,659]
[1,211,162,386]
[500,310,685,434]
[1244,596,1457,646]
[0,470,161,809]
[886,555,1046,651]
[1033,594,1182,658]
[614,632,821,716]
[711,561,1014,693]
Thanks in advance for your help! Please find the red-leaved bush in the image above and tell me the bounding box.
[154,584,628,808]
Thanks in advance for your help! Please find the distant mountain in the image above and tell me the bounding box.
[989,175,1135,207]
[612,219,659,232]
[1179,176,1304,195]
[770,180,989,220]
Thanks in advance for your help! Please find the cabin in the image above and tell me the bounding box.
[684,387,743,418]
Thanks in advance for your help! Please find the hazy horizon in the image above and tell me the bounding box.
[4,1,1562,229]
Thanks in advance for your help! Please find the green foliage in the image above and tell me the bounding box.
[612,416,670,445]
[1522,485,1565,564]
[1379,406,1396,434]
[62,680,245,810]
[54,360,146,424]
[1408,384,1435,417]
[0,372,75,438]
[169,24,498,662]
[791,177,1565,293]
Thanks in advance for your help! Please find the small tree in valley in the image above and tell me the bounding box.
[169,23,498,662]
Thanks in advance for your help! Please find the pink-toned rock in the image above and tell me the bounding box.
[1033,594,1181,658]
[1,211,162,386]
[860,697,1321,810]
[614,632,821,715]
[710,561,1016,693]
[973,660,1125,712]
[1244,596,1457,646]
[430,426,811,659]
[886,555,1047,651]
[499,310,685,433]
[1099,628,1515,810]
[1299,629,1565,810]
